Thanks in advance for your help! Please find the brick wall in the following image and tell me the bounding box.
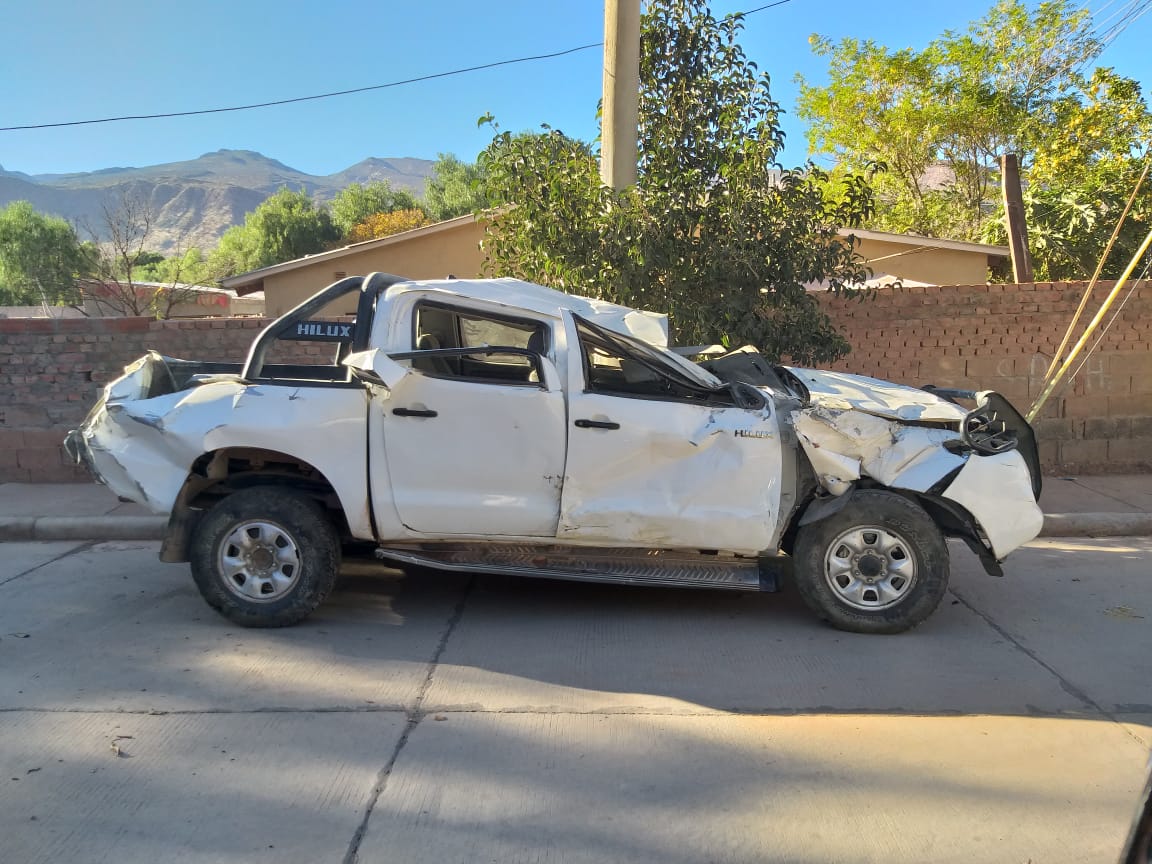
[0,317,319,482]
[816,280,1152,474]
[1,280,1148,483]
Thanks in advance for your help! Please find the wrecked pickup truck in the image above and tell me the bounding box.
[66,272,1044,634]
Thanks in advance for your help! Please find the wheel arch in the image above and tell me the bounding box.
[783,483,1001,577]
[159,446,361,563]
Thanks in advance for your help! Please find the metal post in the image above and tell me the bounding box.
[600,0,641,189]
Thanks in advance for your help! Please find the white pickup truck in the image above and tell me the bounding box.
[67,273,1044,634]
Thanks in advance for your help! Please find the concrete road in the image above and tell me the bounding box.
[0,538,1148,863]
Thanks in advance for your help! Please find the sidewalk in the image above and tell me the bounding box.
[1,476,1151,542]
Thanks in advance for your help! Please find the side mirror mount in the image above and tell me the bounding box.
[536,356,562,391]
[342,349,410,390]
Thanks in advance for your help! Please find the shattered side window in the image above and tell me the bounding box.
[575,317,730,403]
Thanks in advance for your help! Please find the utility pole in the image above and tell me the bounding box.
[1000,153,1034,283]
[600,0,641,190]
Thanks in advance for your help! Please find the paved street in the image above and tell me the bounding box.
[1,538,1149,863]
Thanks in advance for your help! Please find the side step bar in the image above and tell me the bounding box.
[375,544,781,592]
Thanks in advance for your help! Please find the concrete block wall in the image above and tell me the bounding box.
[0,317,319,482]
[815,280,1152,474]
[1,279,1148,483]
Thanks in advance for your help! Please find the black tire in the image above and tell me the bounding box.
[792,490,948,634]
[189,487,340,628]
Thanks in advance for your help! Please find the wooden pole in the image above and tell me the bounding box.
[600,0,641,189]
[1001,153,1034,284]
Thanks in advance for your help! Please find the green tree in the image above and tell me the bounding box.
[1001,68,1152,279]
[329,181,421,236]
[134,247,211,284]
[797,0,1152,278]
[481,0,872,363]
[0,201,86,305]
[424,153,492,221]
[211,188,340,275]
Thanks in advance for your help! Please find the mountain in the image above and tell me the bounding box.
[0,150,435,253]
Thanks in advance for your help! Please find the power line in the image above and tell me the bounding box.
[0,0,794,133]
[734,0,794,15]
[0,43,602,132]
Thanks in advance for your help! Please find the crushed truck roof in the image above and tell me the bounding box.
[385,277,671,347]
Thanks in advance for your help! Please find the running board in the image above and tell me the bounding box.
[375,544,779,592]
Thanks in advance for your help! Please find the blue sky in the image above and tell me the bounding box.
[1,0,1150,177]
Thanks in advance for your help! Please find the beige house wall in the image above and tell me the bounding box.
[249,219,1001,318]
[854,237,990,285]
[262,220,487,317]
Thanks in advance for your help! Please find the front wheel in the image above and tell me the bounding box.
[792,490,949,634]
[189,487,340,627]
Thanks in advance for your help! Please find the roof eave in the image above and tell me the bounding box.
[218,213,483,294]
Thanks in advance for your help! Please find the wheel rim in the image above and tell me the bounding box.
[217,520,301,603]
[823,525,917,611]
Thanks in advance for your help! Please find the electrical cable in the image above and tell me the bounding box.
[0,0,795,133]
[1050,262,1147,407]
[1042,154,1151,385]
[0,44,603,131]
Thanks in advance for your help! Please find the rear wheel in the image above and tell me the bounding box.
[792,490,949,634]
[189,487,339,627]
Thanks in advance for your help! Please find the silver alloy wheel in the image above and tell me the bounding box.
[217,520,302,603]
[823,525,917,611]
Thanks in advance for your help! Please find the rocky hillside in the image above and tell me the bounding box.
[0,150,434,253]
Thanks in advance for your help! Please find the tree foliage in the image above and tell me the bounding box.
[797,0,1152,278]
[330,181,421,235]
[134,247,221,293]
[481,0,873,363]
[211,188,340,276]
[1008,68,1152,279]
[0,201,86,306]
[347,208,430,243]
[424,153,492,221]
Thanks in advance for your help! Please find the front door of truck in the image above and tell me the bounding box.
[558,313,783,555]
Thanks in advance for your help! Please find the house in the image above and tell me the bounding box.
[220,215,1009,318]
[843,228,1009,287]
[221,215,485,317]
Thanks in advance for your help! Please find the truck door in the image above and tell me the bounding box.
[372,301,566,537]
[559,312,783,555]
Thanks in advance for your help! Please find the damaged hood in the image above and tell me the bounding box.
[784,368,967,424]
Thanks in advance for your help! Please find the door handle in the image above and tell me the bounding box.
[574,418,620,430]
[392,408,438,418]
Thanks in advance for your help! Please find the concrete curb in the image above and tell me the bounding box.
[0,516,166,542]
[1039,512,1152,538]
[2,513,1150,543]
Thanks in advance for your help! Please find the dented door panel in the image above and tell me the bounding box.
[559,312,782,554]
[558,393,783,553]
